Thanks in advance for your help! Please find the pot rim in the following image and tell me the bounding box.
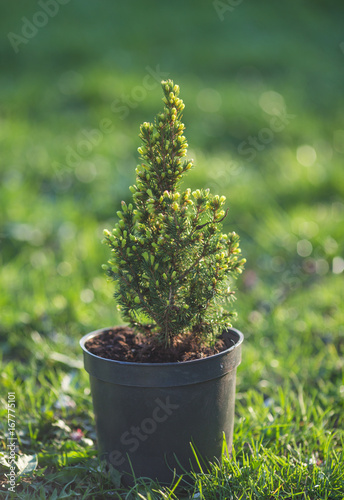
[80,326,244,367]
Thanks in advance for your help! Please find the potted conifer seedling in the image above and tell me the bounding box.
[80,80,246,484]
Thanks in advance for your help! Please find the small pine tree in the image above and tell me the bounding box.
[103,80,245,348]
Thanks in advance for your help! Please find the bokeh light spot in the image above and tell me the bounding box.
[80,288,94,303]
[332,256,344,274]
[259,90,285,115]
[296,145,317,166]
[57,261,72,276]
[297,239,313,257]
[196,88,222,113]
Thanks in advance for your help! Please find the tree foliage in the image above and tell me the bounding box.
[103,80,245,347]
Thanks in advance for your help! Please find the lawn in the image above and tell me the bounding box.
[1,1,344,498]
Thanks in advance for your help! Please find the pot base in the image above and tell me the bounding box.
[80,327,243,484]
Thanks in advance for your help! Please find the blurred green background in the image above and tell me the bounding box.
[1,0,344,495]
[2,0,343,338]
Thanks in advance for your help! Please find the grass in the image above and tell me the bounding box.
[1,0,344,497]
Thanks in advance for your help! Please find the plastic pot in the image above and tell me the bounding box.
[80,327,243,484]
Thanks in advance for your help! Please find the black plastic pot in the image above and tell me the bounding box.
[80,327,243,484]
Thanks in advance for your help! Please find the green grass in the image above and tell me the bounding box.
[1,0,344,497]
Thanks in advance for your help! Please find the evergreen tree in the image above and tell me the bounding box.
[103,80,245,347]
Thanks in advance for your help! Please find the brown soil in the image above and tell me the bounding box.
[85,325,231,363]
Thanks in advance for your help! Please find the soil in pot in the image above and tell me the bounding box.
[85,325,235,363]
